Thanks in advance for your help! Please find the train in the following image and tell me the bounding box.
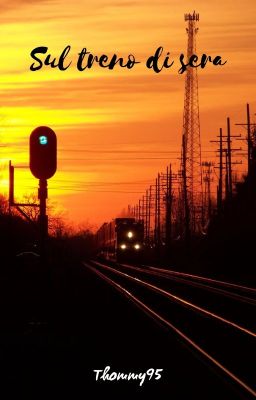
[95,217,144,262]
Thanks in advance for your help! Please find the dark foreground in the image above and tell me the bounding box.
[0,259,253,399]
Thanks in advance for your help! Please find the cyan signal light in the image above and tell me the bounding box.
[39,135,48,145]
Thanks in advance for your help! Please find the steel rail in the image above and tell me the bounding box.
[89,260,256,338]
[84,262,256,399]
[119,263,256,306]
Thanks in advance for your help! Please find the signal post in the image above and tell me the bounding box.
[30,126,57,262]
[38,179,48,262]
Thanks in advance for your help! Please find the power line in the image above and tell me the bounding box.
[59,157,181,161]
[21,186,144,194]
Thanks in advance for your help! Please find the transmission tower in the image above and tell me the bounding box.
[181,11,203,237]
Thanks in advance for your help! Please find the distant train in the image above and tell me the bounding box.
[96,217,144,262]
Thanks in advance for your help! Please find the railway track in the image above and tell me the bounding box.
[103,260,256,332]
[147,265,256,303]
[83,259,256,399]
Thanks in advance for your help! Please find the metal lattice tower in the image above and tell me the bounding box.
[181,11,203,235]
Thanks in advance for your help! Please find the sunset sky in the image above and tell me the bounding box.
[0,0,256,228]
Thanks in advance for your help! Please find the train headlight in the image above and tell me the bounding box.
[120,244,127,250]
[127,231,133,238]
[134,244,141,250]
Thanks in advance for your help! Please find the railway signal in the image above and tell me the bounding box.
[29,126,57,262]
[30,126,57,180]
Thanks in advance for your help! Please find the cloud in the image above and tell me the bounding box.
[0,0,50,13]
[0,74,181,109]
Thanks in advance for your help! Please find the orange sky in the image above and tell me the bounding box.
[0,0,256,229]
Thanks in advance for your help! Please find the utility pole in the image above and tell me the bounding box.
[224,149,229,200]
[227,117,233,199]
[225,118,242,200]
[247,104,252,175]
[202,162,214,222]
[142,194,145,227]
[165,166,169,249]
[157,173,161,249]
[212,123,241,208]
[211,129,223,213]
[154,177,158,246]
[165,164,172,254]
[148,185,152,244]
[145,191,149,242]
[236,103,256,177]
[9,161,14,212]
[182,134,190,246]
[218,128,223,212]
